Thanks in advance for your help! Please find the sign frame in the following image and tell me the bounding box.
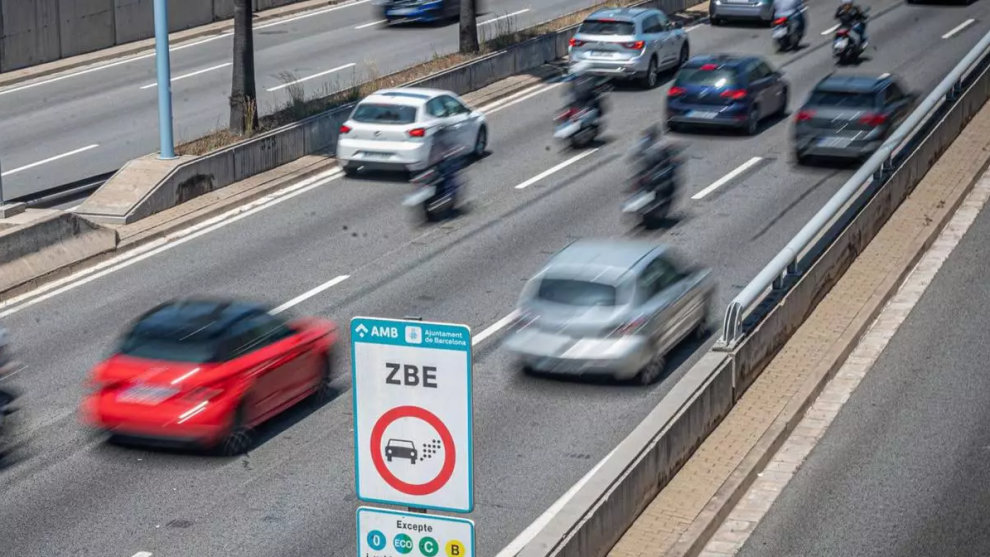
[356,506,476,557]
[351,316,474,513]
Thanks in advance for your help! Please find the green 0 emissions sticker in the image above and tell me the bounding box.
[393,533,414,554]
[419,536,439,556]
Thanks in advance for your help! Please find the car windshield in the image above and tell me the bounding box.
[537,279,618,307]
[389,440,415,448]
[676,68,738,88]
[808,90,877,108]
[118,336,220,363]
[578,19,635,35]
[352,103,417,125]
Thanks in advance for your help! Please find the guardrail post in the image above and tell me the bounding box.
[947,80,963,102]
[154,0,177,160]
[771,271,786,290]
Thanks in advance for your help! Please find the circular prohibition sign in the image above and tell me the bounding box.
[370,405,456,496]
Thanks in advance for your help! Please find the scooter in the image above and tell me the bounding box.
[403,156,464,222]
[772,10,804,52]
[622,148,683,228]
[554,105,602,148]
[833,10,868,64]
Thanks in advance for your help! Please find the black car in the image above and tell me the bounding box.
[666,54,789,135]
[793,72,916,164]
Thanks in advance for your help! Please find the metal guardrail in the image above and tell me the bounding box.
[717,30,990,349]
[4,171,116,209]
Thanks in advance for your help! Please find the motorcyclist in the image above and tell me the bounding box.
[773,0,806,38]
[629,125,680,194]
[425,126,463,199]
[565,60,608,117]
[835,0,868,48]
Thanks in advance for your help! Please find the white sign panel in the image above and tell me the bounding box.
[351,317,474,513]
[357,507,475,557]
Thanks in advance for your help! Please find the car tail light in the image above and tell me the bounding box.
[668,86,686,97]
[700,63,718,70]
[339,124,351,134]
[408,127,426,137]
[720,89,747,100]
[622,40,645,50]
[569,38,585,47]
[835,28,849,36]
[773,17,787,25]
[613,316,649,336]
[859,113,887,126]
[795,110,815,122]
[556,107,578,121]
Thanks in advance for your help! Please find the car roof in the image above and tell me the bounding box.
[129,298,273,342]
[683,54,756,70]
[363,87,453,106]
[542,240,663,283]
[585,7,654,21]
[814,72,893,93]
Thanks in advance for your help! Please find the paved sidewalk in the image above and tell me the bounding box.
[607,96,990,557]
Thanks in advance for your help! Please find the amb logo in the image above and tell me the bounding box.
[355,323,399,339]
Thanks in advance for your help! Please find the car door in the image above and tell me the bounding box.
[249,312,316,409]
[747,61,775,118]
[225,313,302,420]
[881,81,911,129]
[439,95,475,149]
[759,61,787,114]
[632,256,673,350]
[654,12,678,66]
[638,15,663,66]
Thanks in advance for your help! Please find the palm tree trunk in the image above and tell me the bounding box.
[459,0,479,54]
[230,0,258,135]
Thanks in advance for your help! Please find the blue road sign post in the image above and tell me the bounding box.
[153,0,176,160]
[351,316,474,514]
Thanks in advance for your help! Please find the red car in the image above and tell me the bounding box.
[82,298,337,455]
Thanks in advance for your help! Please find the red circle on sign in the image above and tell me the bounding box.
[370,405,456,496]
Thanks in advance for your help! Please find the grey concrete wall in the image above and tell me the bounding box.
[0,0,60,72]
[58,0,114,58]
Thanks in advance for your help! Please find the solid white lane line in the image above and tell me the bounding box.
[138,62,231,89]
[496,447,618,556]
[0,168,344,319]
[131,553,153,557]
[943,18,975,39]
[691,156,763,200]
[473,311,519,345]
[267,63,356,92]
[514,149,600,190]
[701,164,990,556]
[821,23,839,35]
[0,144,100,177]
[479,9,531,25]
[271,275,350,314]
[355,19,386,29]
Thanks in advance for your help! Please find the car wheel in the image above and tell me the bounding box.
[795,150,809,165]
[313,353,334,404]
[387,456,393,462]
[473,125,488,158]
[710,16,721,26]
[342,164,358,177]
[667,120,682,133]
[746,105,760,135]
[694,299,714,341]
[778,86,789,116]
[218,403,254,457]
[643,56,660,89]
[636,352,666,385]
[677,43,690,69]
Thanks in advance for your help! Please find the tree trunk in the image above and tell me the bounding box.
[459,0,479,54]
[230,0,258,135]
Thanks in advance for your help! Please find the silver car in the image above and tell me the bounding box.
[568,7,690,89]
[709,0,775,25]
[503,240,715,385]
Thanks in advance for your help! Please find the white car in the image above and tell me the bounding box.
[336,88,488,176]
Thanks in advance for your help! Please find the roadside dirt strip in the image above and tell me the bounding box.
[606,82,990,557]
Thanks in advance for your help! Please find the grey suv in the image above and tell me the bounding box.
[568,7,690,89]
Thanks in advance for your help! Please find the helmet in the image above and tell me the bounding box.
[840,0,852,5]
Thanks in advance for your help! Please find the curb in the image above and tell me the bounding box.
[0,0,347,90]
[667,131,990,557]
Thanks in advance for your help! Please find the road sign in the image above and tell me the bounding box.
[352,317,474,513]
[357,507,475,557]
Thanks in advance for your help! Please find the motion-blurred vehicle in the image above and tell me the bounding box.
[503,240,715,385]
[622,128,684,228]
[337,88,488,177]
[403,128,467,221]
[376,0,459,24]
[793,72,915,164]
[666,55,789,135]
[832,22,866,63]
[82,299,338,456]
[554,105,603,147]
[772,10,805,51]
[709,0,775,26]
[567,7,690,89]
[0,328,21,460]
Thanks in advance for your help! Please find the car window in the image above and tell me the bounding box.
[655,11,670,25]
[883,83,904,104]
[351,103,418,125]
[441,95,469,115]
[757,62,775,79]
[537,279,617,307]
[642,15,661,33]
[226,312,295,359]
[426,98,449,118]
[675,68,738,88]
[118,336,221,363]
[807,89,878,108]
[638,257,680,298]
[578,19,636,35]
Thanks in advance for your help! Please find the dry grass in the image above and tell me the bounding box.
[177,0,636,156]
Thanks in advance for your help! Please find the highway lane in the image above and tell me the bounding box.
[734,175,990,557]
[0,4,988,556]
[0,0,602,201]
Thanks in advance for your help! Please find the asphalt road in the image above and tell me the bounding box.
[735,170,990,557]
[1,2,989,556]
[0,0,604,201]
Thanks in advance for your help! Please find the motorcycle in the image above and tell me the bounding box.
[833,9,868,63]
[403,151,465,222]
[554,105,602,148]
[622,145,683,228]
[772,11,804,52]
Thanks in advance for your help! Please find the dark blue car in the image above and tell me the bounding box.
[378,0,460,24]
[665,55,789,135]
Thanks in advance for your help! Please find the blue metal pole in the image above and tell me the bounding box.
[153,0,176,159]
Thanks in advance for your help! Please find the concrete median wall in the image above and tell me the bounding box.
[0,0,317,72]
[0,211,118,295]
[510,38,990,557]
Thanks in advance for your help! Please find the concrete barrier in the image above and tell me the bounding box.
[509,35,990,557]
[0,211,118,294]
[0,0,322,72]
